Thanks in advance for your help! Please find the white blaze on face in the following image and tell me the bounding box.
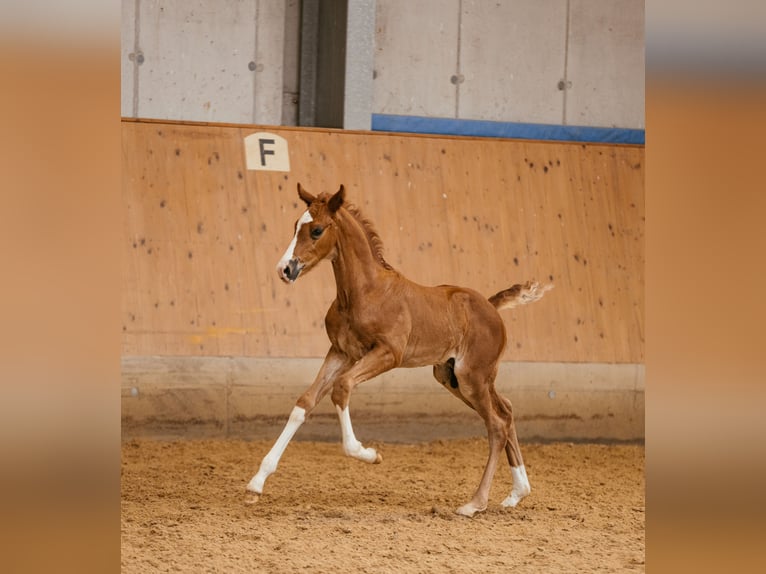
[277,210,313,272]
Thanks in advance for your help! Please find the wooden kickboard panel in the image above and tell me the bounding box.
[122,120,644,363]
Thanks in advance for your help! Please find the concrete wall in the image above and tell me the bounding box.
[374,0,645,129]
[121,0,644,129]
[122,357,644,442]
[121,0,300,124]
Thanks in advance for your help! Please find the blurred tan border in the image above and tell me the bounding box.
[0,27,122,574]
[2,0,766,571]
[646,76,766,572]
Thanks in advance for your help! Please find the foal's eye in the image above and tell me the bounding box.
[310,226,324,240]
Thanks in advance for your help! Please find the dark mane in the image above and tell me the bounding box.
[344,203,395,271]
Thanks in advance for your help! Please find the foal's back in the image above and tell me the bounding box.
[389,276,508,369]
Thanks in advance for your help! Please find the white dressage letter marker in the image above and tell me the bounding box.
[244,132,290,172]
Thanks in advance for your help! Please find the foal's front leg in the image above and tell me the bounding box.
[245,348,348,504]
[336,403,382,463]
[331,345,398,465]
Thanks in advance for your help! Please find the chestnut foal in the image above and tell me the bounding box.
[246,184,551,517]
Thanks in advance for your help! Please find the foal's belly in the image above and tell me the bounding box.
[329,321,454,367]
[400,340,456,368]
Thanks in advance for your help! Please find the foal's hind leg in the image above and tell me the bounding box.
[451,363,509,518]
[499,395,531,508]
[433,358,475,411]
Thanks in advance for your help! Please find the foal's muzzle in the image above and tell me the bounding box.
[279,258,304,283]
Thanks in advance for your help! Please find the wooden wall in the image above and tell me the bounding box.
[122,119,644,363]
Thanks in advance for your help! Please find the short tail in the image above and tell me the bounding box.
[488,281,553,311]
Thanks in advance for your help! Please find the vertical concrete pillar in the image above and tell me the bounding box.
[343,0,376,130]
[253,0,287,125]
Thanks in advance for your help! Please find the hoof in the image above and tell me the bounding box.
[502,485,531,508]
[244,492,261,505]
[374,452,383,464]
[455,502,485,518]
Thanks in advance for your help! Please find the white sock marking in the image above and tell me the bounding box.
[276,210,312,273]
[336,405,379,463]
[247,406,306,493]
[502,465,531,508]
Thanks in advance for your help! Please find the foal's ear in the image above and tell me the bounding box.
[328,184,345,214]
[297,183,316,206]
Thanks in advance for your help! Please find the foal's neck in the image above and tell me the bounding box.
[331,209,387,307]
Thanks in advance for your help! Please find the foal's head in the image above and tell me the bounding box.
[277,183,345,283]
